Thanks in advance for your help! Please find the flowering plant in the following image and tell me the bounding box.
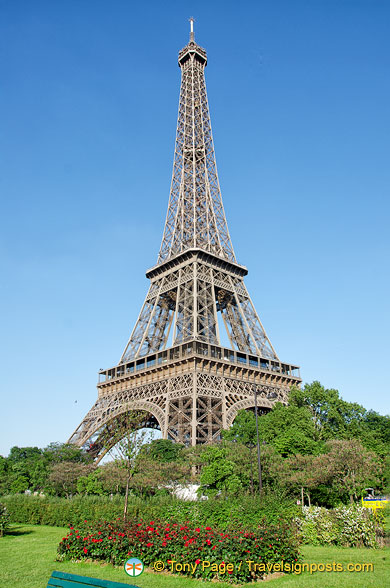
[0,503,10,537]
[296,505,384,547]
[57,518,300,583]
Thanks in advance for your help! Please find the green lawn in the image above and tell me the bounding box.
[0,524,388,588]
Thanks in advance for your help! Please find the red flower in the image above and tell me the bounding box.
[205,527,212,530]
[83,547,88,554]
[195,559,200,565]
[195,528,200,532]
[146,542,153,547]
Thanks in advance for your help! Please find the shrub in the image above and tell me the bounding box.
[0,502,10,537]
[57,518,300,583]
[1,492,299,530]
[0,494,126,527]
[296,505,384,548]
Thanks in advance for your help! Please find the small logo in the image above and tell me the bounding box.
[124,557,144,577]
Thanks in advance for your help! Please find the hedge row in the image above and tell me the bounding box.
[1,493,299,529]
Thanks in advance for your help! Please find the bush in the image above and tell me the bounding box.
[296,505,384,548]
[162,492,299,530]
[0,502,10,537]
[57,518,300,583]
[1,492,299,530]
[0,495,127,526]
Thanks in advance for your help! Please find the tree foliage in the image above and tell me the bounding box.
[199,446,243,495]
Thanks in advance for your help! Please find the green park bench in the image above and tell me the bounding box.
[47,570,139,588]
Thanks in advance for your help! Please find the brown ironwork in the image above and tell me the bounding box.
[68,24,301,462]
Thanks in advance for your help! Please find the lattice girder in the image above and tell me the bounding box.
[68,343,298,461]
[158,38,235,264]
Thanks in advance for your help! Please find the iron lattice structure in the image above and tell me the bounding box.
[68,26,301,462]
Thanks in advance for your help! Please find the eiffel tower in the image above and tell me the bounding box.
[68,21,301,462]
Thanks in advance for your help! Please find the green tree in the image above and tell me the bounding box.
[143,439,184,463]
[48,461,92,497]
[259,403,319,456]
[131,454,191,497]
[107,411,151,518]
[0,456,10,494]
[6,446,49,493]
[268,452,316,505]
[199,446,243,496]
[99,461,128,495]
[8,446,42,463]
[76,469,105,495]
[9,474,29,494]
[43,442,91,464]
[222,411,258,494]
[318,439,382,502]
[289,382,366,441]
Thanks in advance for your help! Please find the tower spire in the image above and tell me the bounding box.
[189,16,195,42]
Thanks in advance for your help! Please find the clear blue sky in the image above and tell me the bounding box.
[1,1,389,456]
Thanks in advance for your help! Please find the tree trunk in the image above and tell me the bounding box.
[124,476,130,520]
[306,491,311,507]
[301,486,304,506]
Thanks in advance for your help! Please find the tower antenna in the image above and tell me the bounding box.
[189,16,195,42]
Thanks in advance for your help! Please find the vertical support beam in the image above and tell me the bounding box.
[192,369,197,446]
[211,268,220,344]
[221,371,227,429]
[163,379,171,440]
[193,261,198,340]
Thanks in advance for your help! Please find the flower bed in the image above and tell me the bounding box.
[57,518,300,583]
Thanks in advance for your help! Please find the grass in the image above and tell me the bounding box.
[0,522,389,588]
